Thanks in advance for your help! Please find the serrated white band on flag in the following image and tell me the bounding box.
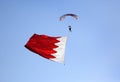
[50,36,67,63]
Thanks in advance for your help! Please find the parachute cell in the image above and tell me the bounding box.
[60,13,78,21]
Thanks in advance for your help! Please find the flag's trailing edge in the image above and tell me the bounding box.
[25,34,67,63]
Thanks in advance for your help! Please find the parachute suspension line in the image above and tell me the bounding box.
[63,33,69,65]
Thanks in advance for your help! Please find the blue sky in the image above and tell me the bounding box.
[0,0,120,82]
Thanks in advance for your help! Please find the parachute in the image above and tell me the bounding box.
[60,13,78,32]
[25,34,67,63]
[60,13,78,21]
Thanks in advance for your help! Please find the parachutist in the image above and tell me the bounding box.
[68,26,72,32]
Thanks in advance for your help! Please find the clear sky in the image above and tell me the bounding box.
[0,0,120,82]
